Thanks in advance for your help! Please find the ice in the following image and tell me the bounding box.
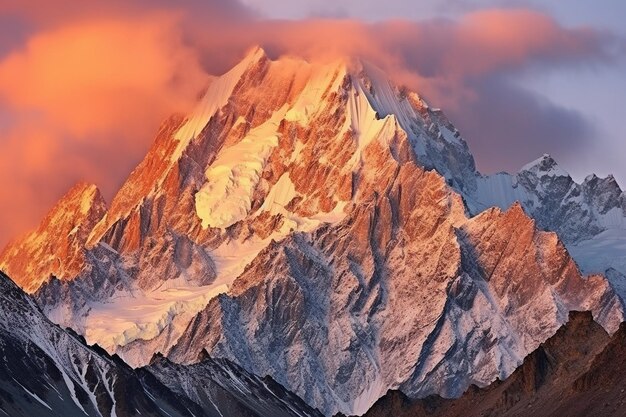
[84,283,230,351]
[259,173,298,215]
[195,108,286,229]
[61,371,88,416]
[284,61,346,125]
[358,60,417,131]
[568,229,626,279]
[345,75,398,169]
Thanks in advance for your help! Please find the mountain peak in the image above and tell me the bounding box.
[61,181,105,215]
[0,181,107,292]
[520,153,569,178]
[2,45,625,417]
[243,44,267,63]
[172,45,269,146]
[37,181,106,235]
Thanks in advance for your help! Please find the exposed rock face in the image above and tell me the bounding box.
[167,185,622,415]
[147,354,323,417]
[357,311,626,417]
[0,270,199,417]
[0,183,106,293]
[0,48,625,416]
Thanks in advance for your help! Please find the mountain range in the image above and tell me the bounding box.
[1,47,625,416]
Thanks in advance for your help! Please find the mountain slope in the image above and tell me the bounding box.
[357,311,626,417]
[0,270,322,417]
[0,270,199,417]
[166,182,622,415]
[0,47,624,415]
[0,182,106,293]
[147,353,322,417]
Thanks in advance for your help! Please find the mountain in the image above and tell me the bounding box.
[0,269,198,417]
[468,154,626,294]
[0,182,106,293]
[356,311,626,417]
[147,353,322,417]
[1,47,625,415]
[0,270,321,417]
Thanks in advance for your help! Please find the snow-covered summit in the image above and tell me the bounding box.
[520,153,570,178]
[174,46,268,147]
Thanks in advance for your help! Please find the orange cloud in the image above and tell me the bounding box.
[0,12,206,244]
[179,9,614,104]
[0,13,205,138]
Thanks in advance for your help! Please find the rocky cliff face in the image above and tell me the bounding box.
[0,270,320,417]
[1,47,625,416]
[147,353,322,417]
[167,183,622,415]
[0,183,106,293]
[357,311,626,417]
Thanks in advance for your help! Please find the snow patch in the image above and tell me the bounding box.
[345,77,397,169]
[61,371,88,415]
[284,62,346,125]
[84,284,230,351]
[259,173,297,215]
[195,108,285,229]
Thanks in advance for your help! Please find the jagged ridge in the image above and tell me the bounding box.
[0,270,321,417]
[356,311,626,417]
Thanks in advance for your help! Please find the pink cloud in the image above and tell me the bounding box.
[0,12,206,243]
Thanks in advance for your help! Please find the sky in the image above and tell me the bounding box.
[0,0,624,246]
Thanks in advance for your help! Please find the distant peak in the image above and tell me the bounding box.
[173,46,269,145]
[582,171,623,193]
[524,153,555,168]
[583,172,618,184]
[520,153,569,178]
[584,173,599,182]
